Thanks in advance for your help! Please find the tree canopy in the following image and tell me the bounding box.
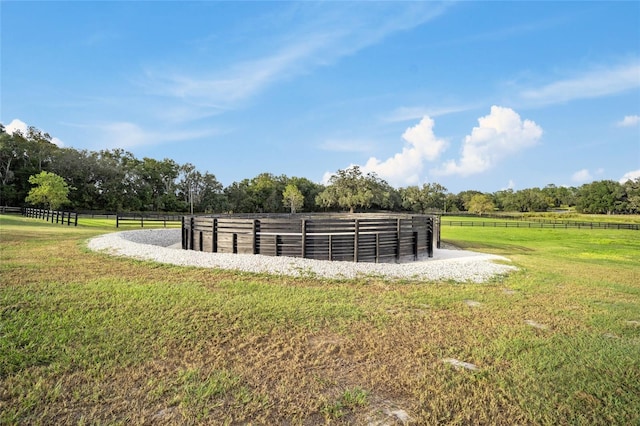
[316,166,393,213]
[576,180,627,214]
[466,194,495,216]
[399,183,448,213]
[282,184,304,213]
[25,171,70,209]
[2,124,638,215]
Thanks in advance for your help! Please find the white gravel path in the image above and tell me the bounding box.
[87,229,517,283]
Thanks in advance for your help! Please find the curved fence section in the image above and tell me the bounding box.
[182,213,440,263]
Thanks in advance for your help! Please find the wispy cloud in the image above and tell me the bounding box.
[140,3,450,111]
[319,139,374,153]
[384,104,474,123]
[429,13,571,49]
[82,30,121,47]
[572,168,605,184]
[65,121,218,150]
[502,179,516,191]
[141,33,339,107]
[571,168,592,183]
[520,61,640,105]
[99,121,220,149]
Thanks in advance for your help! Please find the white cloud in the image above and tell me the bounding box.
[4,118,64,146]
[572,169,592,183]
[5,119,28,135]
[361,116,448,186]
[520,61,640,105]
[321,170,335,185]
[619,170,640,183]
[616,115,640,127]
[434,106,543,177]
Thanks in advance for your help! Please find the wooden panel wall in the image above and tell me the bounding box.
[182,214,438,263]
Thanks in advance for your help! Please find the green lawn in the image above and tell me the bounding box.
[1,214,638,425]
[78,216,182,229]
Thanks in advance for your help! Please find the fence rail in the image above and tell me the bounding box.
[22,207,78,226]
[0,206,22,214]
[116,213,183,228]
[441,220,638,230]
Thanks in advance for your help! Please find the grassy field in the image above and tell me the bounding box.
[76,216,183,229]
[1,214,638,425]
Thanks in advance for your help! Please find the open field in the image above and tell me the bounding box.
[1,214,639,424]
[513,213,640,224]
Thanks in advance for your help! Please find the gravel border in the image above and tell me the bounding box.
[87,229,517,283]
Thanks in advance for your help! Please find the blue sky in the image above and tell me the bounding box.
[2,1,639,193]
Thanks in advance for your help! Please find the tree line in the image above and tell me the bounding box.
[1,124,639,214]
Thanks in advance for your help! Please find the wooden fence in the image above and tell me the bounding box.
[441,212,638,230]
[441,220,639,230]
[0,206,22,214]
[116,213,183,228]
[182,213,440,263]
[22,207,78,226]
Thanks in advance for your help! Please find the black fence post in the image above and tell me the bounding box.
[189,216,195,250]
[354,219,359,262]
[427,222,434,258]
[213,218,218,253]
[396,218,401,262]
[301,219,306,258]
[181,217,186,249]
